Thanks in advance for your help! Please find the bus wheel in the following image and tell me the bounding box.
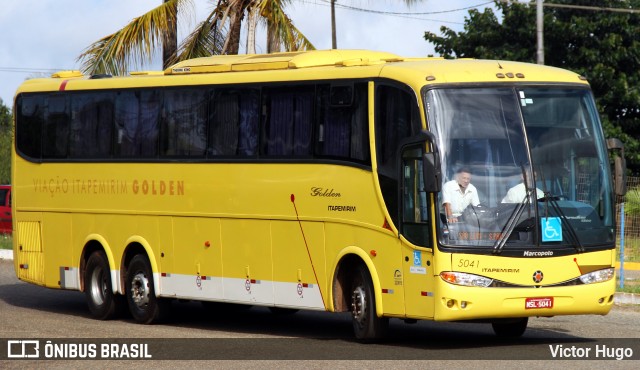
[126,254,169,324]
[84,251,124,320]
[491,318,528,337]
[350,264,388,342]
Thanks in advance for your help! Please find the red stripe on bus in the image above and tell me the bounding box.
[59,80,69,91]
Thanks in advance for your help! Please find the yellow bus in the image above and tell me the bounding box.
[12,50,626,340]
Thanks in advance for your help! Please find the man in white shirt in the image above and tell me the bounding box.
[501,176,544,203]
[442,167,480,223]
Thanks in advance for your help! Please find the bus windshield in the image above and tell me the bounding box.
[425,87,615,253]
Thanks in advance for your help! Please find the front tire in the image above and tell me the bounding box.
[126,254,170,324]
[492,317,528,337]
[350,264,388,342]
[84,251,124,320]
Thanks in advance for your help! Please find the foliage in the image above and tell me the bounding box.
[78,0,315,76]
[0,100,11,185]
[78,0,188,75]
[0,235,11,250]
[424,0,640,173]
[625,186,640,215]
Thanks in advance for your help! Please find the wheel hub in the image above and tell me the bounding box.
[351,286,367,323]
[89,267,107,306]
[131,273,150,308]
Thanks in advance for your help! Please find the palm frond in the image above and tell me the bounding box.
[171,10,226,65]
[260,0,315,52]
[77,0,193,75]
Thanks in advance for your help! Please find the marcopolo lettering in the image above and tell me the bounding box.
[523,250,554,257]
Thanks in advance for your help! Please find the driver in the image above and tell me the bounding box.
[442,167,480,223]
[501,174,544,203]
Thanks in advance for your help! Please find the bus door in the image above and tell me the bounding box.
[399,144,435,319]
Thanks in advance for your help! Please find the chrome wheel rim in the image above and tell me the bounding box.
[351,286,367,324]
[89,266,107,306]
[130,272,150,308]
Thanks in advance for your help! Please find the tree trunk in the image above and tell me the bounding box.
[223,0,248,55]
[267,21,280,53]
[162,0,178,68]
[246,3,258,54]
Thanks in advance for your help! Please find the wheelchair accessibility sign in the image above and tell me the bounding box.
[413,250,422,266]
[541,217,562,242]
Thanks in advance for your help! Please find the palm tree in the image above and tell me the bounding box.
[78,0,314,75]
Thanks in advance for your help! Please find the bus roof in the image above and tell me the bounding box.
[15,49,589,96]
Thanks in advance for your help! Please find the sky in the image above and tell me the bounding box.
[0,0,498,106]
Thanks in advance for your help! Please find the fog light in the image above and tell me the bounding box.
[447,299,455,308]
[461,301,467,309]
[598,298,604,304]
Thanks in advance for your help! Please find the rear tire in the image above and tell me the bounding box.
[126,254,170,324]
[350,263,388,342]
[492,317,528,337]
[84,251,125,320]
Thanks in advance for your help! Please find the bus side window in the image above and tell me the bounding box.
[316,83,369,162]
[16,95,45,160]
[115,90,160,158]
[237,90,259,156]
[70,92,114,159]
[43,95,70,158]
[162,89,207,157]
[375,84,422,226]
[209,88,259,157]
[210,92,240,156]
[262,87,314,157]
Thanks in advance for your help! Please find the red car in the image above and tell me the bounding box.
[0,185,11,234]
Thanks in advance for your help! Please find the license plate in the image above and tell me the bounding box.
[525,297,554,309]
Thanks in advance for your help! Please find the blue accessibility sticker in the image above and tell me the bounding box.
[413,250,422,266]
[541,217,562,242]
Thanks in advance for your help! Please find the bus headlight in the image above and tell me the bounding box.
[440,271,493,287]
[579,268,615,285]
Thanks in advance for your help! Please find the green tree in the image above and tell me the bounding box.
[0,100,11,184]
[78,0,314,75]
[424,0,640,173]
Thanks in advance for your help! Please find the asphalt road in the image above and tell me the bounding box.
[1,259,638,368]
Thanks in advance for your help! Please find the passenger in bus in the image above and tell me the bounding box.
[501,174,544,203]
[442,167,480,223]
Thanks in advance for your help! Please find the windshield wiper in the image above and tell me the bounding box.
[493,166,537,255]
[539,193,585,253]
[492,188,532,255]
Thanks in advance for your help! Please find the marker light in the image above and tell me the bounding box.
[579,268,615,285]
[440,272,493,287]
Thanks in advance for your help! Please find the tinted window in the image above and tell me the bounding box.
[15,81,373,167]
[262,86,314,157]
[17,95,44,159]
[70,92,114,158]
[42,95,69,158]
[114,90,160,158]
[316,83,369,162]
[209,88,260,157]
[162,89,208,157]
